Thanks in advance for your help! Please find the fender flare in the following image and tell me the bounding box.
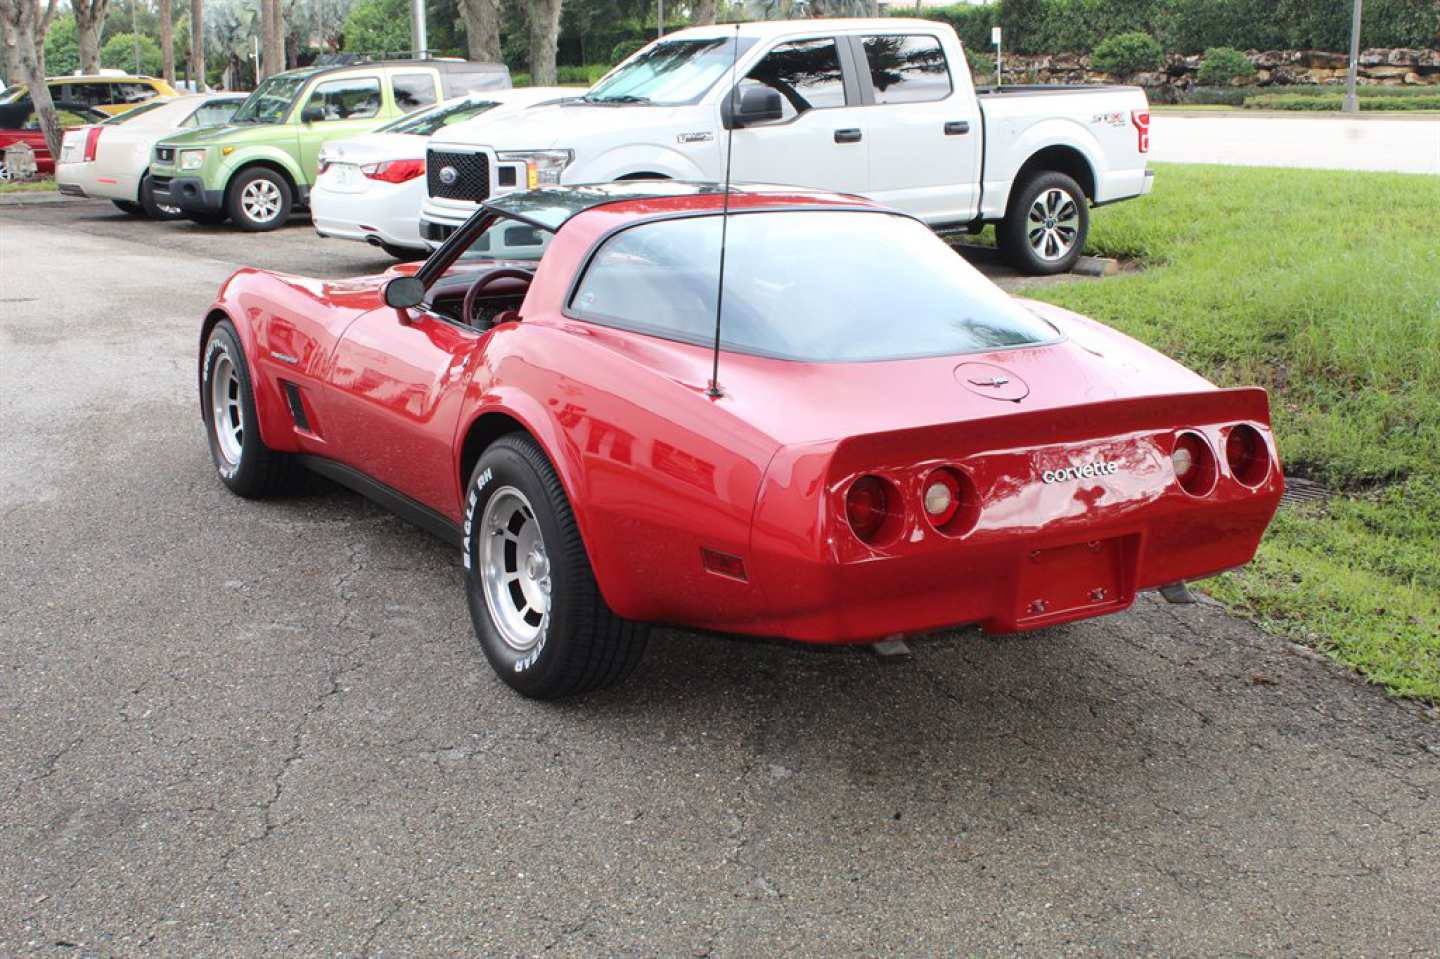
[198,295,296,453]
[986,120,1103,219]
[217,147,308,203]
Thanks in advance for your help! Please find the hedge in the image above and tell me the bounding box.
[890,0,1439,55]
[1243,93,1440,111]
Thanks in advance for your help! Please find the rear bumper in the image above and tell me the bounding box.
[150,174,224,214]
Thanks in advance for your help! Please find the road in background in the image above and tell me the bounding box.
[3,199,1438,956]
[1150,113,1440,174]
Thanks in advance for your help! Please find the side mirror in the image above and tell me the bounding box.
[728,86,783,128]
[384,276,425,311]
[300,104,325,124]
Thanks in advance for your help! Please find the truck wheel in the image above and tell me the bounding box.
[112,199,144,216]
[227,167,292,232]
[139,175,185,220]
[200,320,300,498]
[463,435,649,699]
[998,171,1089,276]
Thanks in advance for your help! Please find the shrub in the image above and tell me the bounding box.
[1196,46,1256,86]
[610,39,648,65]
[1243,93,1440,111]
[968,51,996,85]
[1091,31,1163,78]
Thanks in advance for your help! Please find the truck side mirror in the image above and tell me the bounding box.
[301,104,325,124]
[726,86,783,128]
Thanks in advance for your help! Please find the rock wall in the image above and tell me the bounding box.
[998,47,1440,95]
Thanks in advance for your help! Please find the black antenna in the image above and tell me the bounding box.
[707,24,742,400]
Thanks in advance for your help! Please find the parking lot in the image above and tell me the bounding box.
[2,197,1438,956]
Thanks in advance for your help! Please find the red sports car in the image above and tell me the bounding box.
[199,182,1282,698]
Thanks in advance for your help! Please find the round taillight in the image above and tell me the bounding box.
[922,467,979,536]
[1225,423,1270,487]
[845,475,898,545]
[1172,431,1217,496]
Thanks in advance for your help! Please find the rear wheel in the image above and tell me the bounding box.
[463,435,649,699]
[998,171,1089,276]
[200,320,300,497]
[112,199,144,216]
[139,175,185,220]
[227,167,292,232]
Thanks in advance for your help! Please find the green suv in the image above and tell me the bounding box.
[149,58,509,231]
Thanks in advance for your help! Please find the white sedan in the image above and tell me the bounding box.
[310,87,568,259]
[55,93,246,218]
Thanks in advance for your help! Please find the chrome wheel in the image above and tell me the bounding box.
[239,178,283,224]
[1026,187,1081,262]
[479,486,551,652]
[210,352,244,466]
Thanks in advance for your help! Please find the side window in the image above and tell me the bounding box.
[187,100,241,127]
[304,77,382,121]
[392,73,439,112]
[116,82,157,103]
[861,35,952,104]
[739,38,846,123]
[49,83,91,105]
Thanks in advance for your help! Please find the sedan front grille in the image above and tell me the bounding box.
[427,149,490,202]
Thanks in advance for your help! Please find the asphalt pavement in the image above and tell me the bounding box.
[2,198,1437,957]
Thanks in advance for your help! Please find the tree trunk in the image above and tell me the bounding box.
[0,0,61,160]
[458,0,501,63]
[72,0,109,74]
[260,0,282,79]
[158,0,174,84]
[691,0,716,25]
[1,12,23,82]
[188,0,205,91]
[526,0,563,85]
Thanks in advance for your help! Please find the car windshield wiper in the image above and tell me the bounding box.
[582,94,651,104]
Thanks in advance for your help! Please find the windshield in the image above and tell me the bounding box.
[584,37,756,105]
[231,74,307,124]
[458,214,552,263]
[379,98,501,136]
[569,211,1062,362]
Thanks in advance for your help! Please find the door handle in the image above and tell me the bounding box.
[834,128,862,144]
[944,121,970,135]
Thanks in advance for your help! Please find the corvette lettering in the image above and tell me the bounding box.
[1042,462,1121,484]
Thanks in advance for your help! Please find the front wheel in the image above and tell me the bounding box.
[227,167,292,232]
[200,320,300,497]
[997,171,1090,276]
[463,435,649,699]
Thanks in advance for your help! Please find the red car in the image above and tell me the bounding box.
[0,101,107,178]
[199,182,1283,699]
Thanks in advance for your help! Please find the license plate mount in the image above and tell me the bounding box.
[1015,536,1133,626]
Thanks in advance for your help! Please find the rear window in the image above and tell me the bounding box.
[381,98,500,135]
[862,35,952,104]
[568,211,1059,362]
[187,99,241,127]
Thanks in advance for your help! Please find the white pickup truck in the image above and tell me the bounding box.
[419,18,1153,274]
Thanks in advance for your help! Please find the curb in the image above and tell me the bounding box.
[0,191,83,206]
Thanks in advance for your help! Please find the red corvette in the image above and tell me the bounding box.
[200,182,1282,698]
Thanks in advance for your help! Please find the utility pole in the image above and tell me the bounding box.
[1344,0,1362,113]
[132,0,141,74]
[657,0,663,39]
[411,0,427,57]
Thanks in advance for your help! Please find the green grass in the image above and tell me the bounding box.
[0,177,57,193]
[1026,163,1440,703]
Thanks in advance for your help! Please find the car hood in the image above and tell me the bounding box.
[430,100,703,151]
[156,122,290,148]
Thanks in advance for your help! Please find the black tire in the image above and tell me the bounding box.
[463,435,649,699]
[381,242,427,261]
[997,170,1090,276]
[139,175,185,220]
[226,166,292,232]
[184,210,228,225]
[199,320,300,498]
[112,199,144,216]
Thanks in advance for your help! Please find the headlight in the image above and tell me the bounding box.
[496,149,573,188]
[179,149,206,171]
